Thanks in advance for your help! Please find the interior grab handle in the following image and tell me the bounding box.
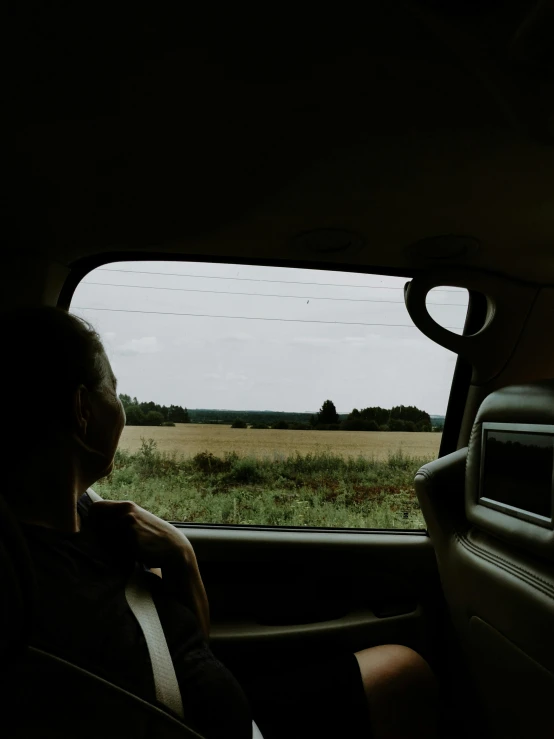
[404,268,538,385]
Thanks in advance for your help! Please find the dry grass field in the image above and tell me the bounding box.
[118,423,442,461]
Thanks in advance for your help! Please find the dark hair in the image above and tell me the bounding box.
[2,307,106,434]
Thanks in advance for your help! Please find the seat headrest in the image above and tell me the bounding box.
[466,380,554,560]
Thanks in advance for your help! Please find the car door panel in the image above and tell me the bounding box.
[177,526,441,663]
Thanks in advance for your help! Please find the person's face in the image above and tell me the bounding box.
[81,350,126,478]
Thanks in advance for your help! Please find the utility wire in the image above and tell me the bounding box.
[96,268,465,293]
[81,281,468,307]
[74,305,464,330]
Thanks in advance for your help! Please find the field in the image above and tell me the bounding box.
[94,426,441,530]
[118,424,442,461]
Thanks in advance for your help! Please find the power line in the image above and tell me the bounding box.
[96,268,465,293]
[73,305,464,330]
[81,281,468,307]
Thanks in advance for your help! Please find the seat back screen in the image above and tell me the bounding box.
[481,428,554,520]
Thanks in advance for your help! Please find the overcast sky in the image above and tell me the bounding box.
[72,261,468,416]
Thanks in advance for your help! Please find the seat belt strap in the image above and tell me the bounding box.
[84,489,185,720]
[125,563,185,719]
[83,490,264,738]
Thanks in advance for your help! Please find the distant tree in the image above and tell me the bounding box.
[317,400,339,425]
[390,405,431,428]
[341,418,379,431]
[341,418,365,431]
[168,405,191,423]
[231,418,247,429]
[118,394,195,424]
[124,405,145,426]
[342,404,432,432]
[144,410,164,426]
[119,393,132,408]
[417,420,432,432]
[358,407,390,427]
[272,420,289,430]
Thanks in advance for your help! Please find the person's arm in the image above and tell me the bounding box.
[89,500,210,639]
[158,545,210,640]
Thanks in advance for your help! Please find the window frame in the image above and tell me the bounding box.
[60,252,480,534]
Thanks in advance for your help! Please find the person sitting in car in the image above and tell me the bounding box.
[3,306,438,739]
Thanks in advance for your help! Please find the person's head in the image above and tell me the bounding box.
[2,307,125,495]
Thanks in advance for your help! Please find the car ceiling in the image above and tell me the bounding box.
[6,1,554,283]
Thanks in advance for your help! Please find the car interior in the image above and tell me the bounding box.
[3,2,554,738]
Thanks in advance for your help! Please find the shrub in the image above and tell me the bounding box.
[144,410,165,426]
[272,420,289,430]
[133,438,182,478]
[341,418,363,431]
[387,450,413,470]
[136,438,162,476]
[161,421,176,427]
[340,418,379,431]
[227,457,264,484]
[125,405,145,426]
[231,418,248,429]
[192,451,235,474]
[113,447,132,467]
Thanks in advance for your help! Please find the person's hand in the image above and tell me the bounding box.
[88,500,194,568]
[89,499,211,638]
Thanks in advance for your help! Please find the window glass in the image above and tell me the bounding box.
[71,262,468,529]
[426,286,469,335]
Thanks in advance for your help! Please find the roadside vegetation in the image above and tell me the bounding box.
[95,439,430,529]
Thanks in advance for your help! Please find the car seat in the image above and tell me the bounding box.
[415,380,554,739]
[0,490,265,738]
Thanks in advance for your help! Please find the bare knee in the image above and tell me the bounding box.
[355,645,438,739]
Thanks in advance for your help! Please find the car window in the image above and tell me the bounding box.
[71,261,468,530]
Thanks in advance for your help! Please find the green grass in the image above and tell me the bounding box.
[95,439,431,529]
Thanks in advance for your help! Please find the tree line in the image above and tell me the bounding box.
[232,400,434,432]
[120,395,436,432]
[119,394,191,426]
[309,399,432,432]
[190,408,315,426]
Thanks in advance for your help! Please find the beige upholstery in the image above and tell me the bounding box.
[415,381,554,739]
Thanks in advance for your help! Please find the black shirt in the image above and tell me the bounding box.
[21,520,252,739]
